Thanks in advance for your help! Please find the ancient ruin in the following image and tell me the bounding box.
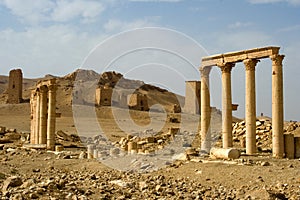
[200,46,285,158]
[184,81,201,114]
[30,79,57,150]
[127,93,149,111]
[95,85,113,106]
[7,69,23,104]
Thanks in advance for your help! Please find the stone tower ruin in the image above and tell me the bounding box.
[184,81,201,114]
[95,85,113,106]
[127,93,149,111]
[7,69,23,104]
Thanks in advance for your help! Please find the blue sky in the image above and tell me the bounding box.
[0,0,300,120]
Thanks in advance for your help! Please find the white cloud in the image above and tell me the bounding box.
[0,0,54,25]
[104,19,157,32]
[0,0,104,25]
[228,22,253,29]
[248,0,300,6]
[51,0,104,23]
[129,0,183,2]
[0,25,107,77]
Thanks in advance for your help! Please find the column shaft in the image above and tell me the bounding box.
[39,86,48,144]
[30,91,36,144]
[47,85,57,150]
[244,59,258,155]
[271,54,285,158]
[35,91,40,144]
[219,63,234,148]
[200,67,211,153]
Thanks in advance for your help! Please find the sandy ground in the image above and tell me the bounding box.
[0,102,300,199]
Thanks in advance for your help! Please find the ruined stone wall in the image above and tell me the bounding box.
[7,69,23,104]
[95,86,113,106]
[184,81,201,114]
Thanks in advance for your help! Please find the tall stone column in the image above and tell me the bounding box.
[200,67,211,153]
[270,54,285,158]
[39,86,48,144]
[47,84,57,150]
[244,59,259,155]
[35,90,40,144]
[218,63,235,148]
[30,90,37,144]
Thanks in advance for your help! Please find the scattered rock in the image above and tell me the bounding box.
[261,161,271,166]
[79,151,87,159]
[2,176,23,192]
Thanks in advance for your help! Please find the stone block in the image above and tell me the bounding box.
[55,145,64,152]
[0,126,6,134]
[294,136,300,158]
[284,134,294,159]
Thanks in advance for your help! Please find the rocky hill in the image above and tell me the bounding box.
[0,69,184,112]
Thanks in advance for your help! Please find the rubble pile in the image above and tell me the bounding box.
[232,119,300,149]
[115,128,180,154]
[55,130,81,145]
[0,126,28,144]
[0,146,298,199]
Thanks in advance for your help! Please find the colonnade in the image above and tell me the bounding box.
[200,47,285,158]
[30,79,57,150]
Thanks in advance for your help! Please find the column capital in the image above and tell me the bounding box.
[48,84,57,92]
[217,62,235,74]
[200,67,211,78]
[39,85,48,93]
[270,54,285,66]
[244,59,259,71]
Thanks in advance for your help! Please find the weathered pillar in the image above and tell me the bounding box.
[35,90,40,144]
[30,90,37,144]
[200,67,211,153]
[270,54,285,158]
[47,83,57,150]
[218,63,235,148]
[244,59,259,155]
[87,144,94,159]
[39,85,48,144]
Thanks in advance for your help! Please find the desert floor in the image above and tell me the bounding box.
[0,103,299,199]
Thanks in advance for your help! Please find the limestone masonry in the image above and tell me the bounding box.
[184,81,201,114]
[7,69,23,104]
[127,92,149,111]
[200,46,285,158]
[30,79,57,150]
[95,85,113,106]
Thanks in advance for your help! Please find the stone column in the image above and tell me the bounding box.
[47,84,57,150]
[200,67,211,153]
[270,54,285,158]
[218,63,235,148]
[35,90,40,144]
[39,86,48,144]
[30,90,37,144]
[87,144,94,159]
[244,59,259,155]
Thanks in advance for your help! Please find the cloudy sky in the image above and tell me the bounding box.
[0,0,300,120]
